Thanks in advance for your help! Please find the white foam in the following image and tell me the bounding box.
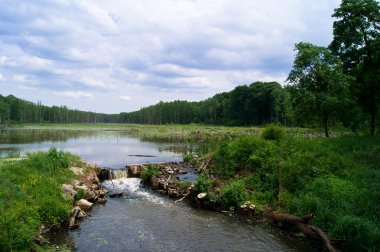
[102,178,142,192]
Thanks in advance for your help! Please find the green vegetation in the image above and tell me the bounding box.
[330,0,380,136]
[287,42,351,137]
[194,174,213,193]
[140,164,160,181]
[0,148,81,251]
[261,124,284,140]
[183,154,193,162]
[197,130,380,251]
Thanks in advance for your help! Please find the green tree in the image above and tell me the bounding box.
[330,0,380,135]
[287,42,351,137]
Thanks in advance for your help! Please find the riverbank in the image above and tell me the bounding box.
[186,127,380,252]
[0,148,104,251]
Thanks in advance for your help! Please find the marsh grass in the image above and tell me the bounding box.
[0,148,80,251]
[207,133,380,251]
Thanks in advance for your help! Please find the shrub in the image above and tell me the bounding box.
[140,164,160,181]
[194,174,212,193]
[48,147,70,168]
[74,188,86,201]
[213,137,276,177]
[220,180,248,210]
[261,124,284,140]
[183,154,193,162]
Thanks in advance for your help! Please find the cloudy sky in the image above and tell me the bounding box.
[0,0,341,113]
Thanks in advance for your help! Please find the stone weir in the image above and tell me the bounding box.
[127,162,197,199]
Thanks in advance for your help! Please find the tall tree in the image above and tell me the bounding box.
[287,42,351,137]
[330,0,380,135]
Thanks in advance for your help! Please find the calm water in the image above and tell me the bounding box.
[0,129,185,167]
[0,129,312,251]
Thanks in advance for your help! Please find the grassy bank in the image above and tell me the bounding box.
[196,126,379,251]
[0,148,82,251]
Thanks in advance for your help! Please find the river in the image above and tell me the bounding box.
[0,128,313,251]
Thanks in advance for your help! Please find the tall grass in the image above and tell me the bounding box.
[0,148,80,251]
[207,129,380,251]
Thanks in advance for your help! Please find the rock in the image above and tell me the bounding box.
[97,198,107,204]
[127,165,143,177]
[76,199,93,210]
[69,166,84,175]
[95,189,107,198]
[109,192,123,198]
[149,176,160,190]
[62,184,77,197]
[75,185,89,192]
[73,180,82,187]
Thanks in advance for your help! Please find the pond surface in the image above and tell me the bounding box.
[0,129,185,167]
[0,128,313,251]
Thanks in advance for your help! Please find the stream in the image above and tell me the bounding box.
[0,129,313,251]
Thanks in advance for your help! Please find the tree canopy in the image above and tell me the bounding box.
[330,0,380,135]
[287,42,351,137]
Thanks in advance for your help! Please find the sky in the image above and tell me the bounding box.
[0,0,341,114]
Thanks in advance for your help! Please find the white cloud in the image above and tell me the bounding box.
[54,91,93,99]
[0,0,342,113]
[0,73,4,81]
[13,75,28,82]
[120,95,132,101]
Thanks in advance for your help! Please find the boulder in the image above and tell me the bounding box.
[76,199,93,210]
[62,184,77,197]
[149,176,160,190]
[69,167,84,175]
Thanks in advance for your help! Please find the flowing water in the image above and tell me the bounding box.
[0,129,313,251]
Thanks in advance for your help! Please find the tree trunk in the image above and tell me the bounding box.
[323,110,329,137]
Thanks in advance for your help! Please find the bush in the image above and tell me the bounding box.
[48,147,70,169]
[183,154,193,162]
[220,180,248,210]
[261,124,284,140]
[74,188,86,201]
[213,137,277,177]
[140,164,160,181]
[194,174,212,193]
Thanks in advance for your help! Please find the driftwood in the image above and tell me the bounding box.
[68,207,81,229]
[172,192,190,204]
[272,212,335,252]
[198,158,211,173]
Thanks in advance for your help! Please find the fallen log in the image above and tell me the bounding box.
[272,212,335,252]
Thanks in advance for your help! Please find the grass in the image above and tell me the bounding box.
[0,148,82,251]
[201,128,380,251]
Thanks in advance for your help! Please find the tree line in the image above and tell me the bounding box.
[0,94,120,125]
[0,0,378,136]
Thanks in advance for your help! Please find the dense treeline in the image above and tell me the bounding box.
[0,94,120,124]
[120,81,288,126]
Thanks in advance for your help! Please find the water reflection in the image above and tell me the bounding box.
[0,129,190,167]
